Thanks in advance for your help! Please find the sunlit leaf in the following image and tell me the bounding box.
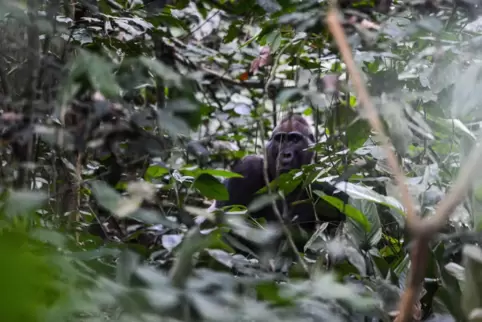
[333,181,406,217]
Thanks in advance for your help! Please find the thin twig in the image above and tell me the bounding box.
[257,119,310,275]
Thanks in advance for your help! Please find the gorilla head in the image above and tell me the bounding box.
[266,114,315,178]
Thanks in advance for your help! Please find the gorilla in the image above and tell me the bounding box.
[213,114,348,253]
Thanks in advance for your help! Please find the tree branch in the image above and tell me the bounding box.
[326,7,482,322]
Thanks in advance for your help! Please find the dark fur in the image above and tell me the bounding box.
[216,114,347,243]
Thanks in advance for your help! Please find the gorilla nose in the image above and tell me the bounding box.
[281,151,293,161]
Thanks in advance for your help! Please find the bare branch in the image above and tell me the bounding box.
[326,8,482,322]
[326,8,421,321]
[325,9,418,225]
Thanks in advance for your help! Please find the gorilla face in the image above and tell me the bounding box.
[266,117,315,179]
[270,131,314,174]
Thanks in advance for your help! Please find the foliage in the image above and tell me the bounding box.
[1,0,482,321]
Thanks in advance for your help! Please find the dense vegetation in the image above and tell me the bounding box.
[1,0,482,321]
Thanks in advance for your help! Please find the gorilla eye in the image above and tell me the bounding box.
[273,132,288,142]
[288,133,303,143]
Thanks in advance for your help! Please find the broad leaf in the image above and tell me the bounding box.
[345,198,382,248]
[248,194,280,213]
[193,173,229,200]
[314,191,371,232]
[198,169,243,179]
[4,190,47,218]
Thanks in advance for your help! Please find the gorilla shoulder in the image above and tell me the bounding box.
[216,155,265,209]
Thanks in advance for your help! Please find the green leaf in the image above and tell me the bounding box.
[145,164,169,179]
[276,88,302,104]
[130,208,180,228]
[248,194,280,213]
[4,190,47,218]
[433,117,477,141]
[393,253,410,284]
[462,245,482,320]
[90,180,122,213]
[345,244,367,276]
[165,98,199,112]
[90,181,142,218]
[445,262,465,284]
[346,119,371,151]
[30,228,67,248]
[70,50,121,98]
[334,182,406,218]
[345,198,382,248]
[257,171,303,195]
[116,250,140,286]
[451,62,482,119]
[417,16,443,33]
[184,205,216,222]
[224,21,241,43]
[169,227,211,288]
[0,230,65,321]
[139,56,184,88]
[193,173,229,200]
[157,109,191,137]
[256,0,281,13]
[428,243,465,320]
[314,192,371,232]
[266,30,282,52]
[198,169,243,179]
